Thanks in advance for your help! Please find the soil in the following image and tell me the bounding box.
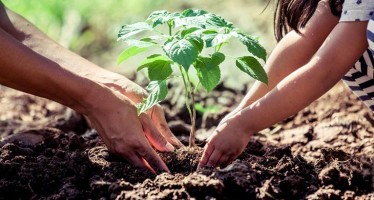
[0,82,373,200]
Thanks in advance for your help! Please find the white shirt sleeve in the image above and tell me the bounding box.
[340,0,374,22]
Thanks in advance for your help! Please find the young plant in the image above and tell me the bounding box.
[117,9,268,147]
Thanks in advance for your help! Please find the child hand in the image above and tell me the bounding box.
[198,113,253,168]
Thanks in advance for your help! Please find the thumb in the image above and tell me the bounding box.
[149,105,184,148]
[139,113,175,152]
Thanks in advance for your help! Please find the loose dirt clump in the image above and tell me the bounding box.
[0,82,373,199]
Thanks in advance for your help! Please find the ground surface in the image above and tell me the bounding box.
[0,82,373,200]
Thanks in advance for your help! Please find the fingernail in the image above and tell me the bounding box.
[165,142,175,151]
[155,168,170,174]
[172,137,184,147]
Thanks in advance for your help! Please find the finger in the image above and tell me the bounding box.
[126,152,156,173]
[149,106,184,148]
[137,146,170,173]
[218,155,230,168]
[140,113,175,152]
[225,155,236,166]
[159,126,184,148]
[198,143,214,168]
[206,150,221,168]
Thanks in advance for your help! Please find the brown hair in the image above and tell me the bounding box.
[274,0,344,41]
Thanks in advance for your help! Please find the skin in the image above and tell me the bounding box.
[0,3,183,173]
[199,0,369,168]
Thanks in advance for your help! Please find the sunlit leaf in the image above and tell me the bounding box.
[205,14,234,29]
[163,38,199,71]
[204,33,231,48]
[147,10,171,27]
[187,35,204,53]
[182,9,208,17]
[146,10,180,28]
[236,33,267,61]
[181,27,201,38]
[117,46,149,64]
[123,39,156,48]
[118,22,152,41]
[194,52,225,92]
[174,15,206,28]
[195,103,221,114]
[137,80,168,114]
[137,54,173,80]
[236,56,268,84]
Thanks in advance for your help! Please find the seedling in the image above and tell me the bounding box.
[117,9,268,147]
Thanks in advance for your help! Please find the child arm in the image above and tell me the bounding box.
[237,0,339,111]
[199,21,369,168]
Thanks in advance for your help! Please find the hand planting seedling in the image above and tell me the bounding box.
[117,9,268,147]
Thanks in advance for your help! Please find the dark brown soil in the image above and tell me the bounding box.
[0,82,373,200]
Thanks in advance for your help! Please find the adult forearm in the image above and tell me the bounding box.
[0,5,146,102]
[0,5,115,80]
[0,28,94,113]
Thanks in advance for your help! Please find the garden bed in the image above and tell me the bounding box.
[0,82,373,199]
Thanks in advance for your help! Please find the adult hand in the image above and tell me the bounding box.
[198,113,252,168]
[0,4,182,173]
[88,72,183,148]
[83,83,176,173]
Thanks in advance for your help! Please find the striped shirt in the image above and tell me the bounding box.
[340,0,374,111]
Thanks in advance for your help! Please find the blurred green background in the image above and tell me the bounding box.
[2,0,276,88]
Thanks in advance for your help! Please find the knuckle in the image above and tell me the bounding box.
[205,142,214,150]
[158,123,170,133]
[207,160,217,167]
[132,141,145,151]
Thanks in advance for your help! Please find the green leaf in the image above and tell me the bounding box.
[123,39,156,48]
[118,22,153,41]
[195,103,221,114]
[212,52,225,64]
[182,9,208,17]
[181,27,200,38]
[163,38,199,71]
[117,46,149,64]
[137,54,173,80]
[236,56,268,84]
[147,10,171,28]
[236,33,267,61]
[205,14,234,29]
[204,33,231,48]
[211,33,231,47]
[148,62,173,81]
[174,15,206,28]
[137,80,168,114]
[186,35,204,53]
[142,35,170,42]
[194,52,225,92]
[138,54,172,70]
[146,11,180,28]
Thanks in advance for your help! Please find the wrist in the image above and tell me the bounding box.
[230,111,255,139]
[72,80,118,115]
[87,71,147,103]
[58,76,101,115]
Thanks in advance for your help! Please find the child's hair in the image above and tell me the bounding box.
[274,0,344,41]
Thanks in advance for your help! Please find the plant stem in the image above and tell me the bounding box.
[185,71,197,147]
[177,65,196,147]
[189,85,197,147]
[217,43,223,52]
[168,24,172,36]
[194,81,201,93]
